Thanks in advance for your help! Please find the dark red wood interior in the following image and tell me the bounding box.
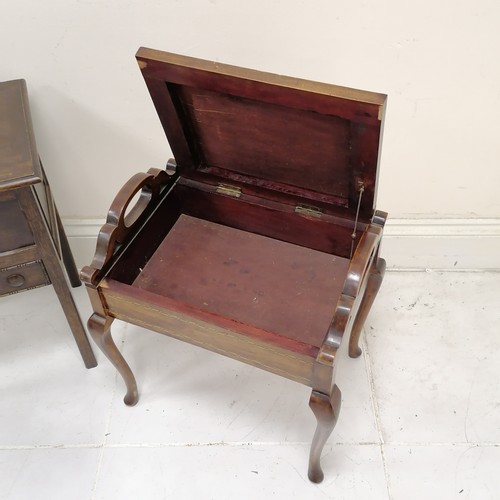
[107,180,361,286]
[136,48,386,219]
[132,214,350,349]
[174,85,351,206]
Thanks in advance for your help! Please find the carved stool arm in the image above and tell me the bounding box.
[308,218,386,482]
[81,167,174,286]
[316,223,384,376]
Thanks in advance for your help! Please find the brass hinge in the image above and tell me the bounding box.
[216,183,241,198]
[294,204,322,218]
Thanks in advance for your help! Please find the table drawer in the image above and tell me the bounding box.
[0,260,50,296]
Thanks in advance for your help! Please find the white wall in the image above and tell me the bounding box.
[2,0,499,220]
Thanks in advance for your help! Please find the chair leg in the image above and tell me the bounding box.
[308,385,342,483]
[87,313,139,406]
[349,257,386,358]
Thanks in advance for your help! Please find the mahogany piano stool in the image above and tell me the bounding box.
[81,48,387,482]
[0,79,96,369]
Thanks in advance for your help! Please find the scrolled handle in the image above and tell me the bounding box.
[81,167,174,286]
[107,169,167,231]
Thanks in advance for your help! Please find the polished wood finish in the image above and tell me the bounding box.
[82,50,388,482]
[134,215,350,349]
[88,312,138,405]
[309,386,342,483]
[349,256,387,358]
[0,79,96,368]
[136,47,386,221]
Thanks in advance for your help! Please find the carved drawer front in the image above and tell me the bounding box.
[0,261,50,296]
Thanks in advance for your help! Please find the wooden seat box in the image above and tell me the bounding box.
[81,47,388,483]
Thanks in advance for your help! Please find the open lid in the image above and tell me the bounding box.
[136,47,386,218]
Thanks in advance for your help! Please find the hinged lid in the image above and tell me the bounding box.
[0,79,42,191]
[136,47,386,219]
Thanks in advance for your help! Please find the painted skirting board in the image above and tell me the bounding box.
[380,219,500,271]
[63,218,500,272]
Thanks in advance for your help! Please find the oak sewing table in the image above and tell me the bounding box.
[82,48,387,481]
[0,79,96,368]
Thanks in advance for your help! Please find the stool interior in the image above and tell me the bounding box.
[132,214,350,349]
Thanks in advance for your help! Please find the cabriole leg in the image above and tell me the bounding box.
[87,313,139,406]
[349,257,386,358]
[308,385,342,483]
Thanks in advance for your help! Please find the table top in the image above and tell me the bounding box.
[0,79,42,190]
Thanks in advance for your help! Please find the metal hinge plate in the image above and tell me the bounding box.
[294,204,322,218]
[216,184,241,198]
